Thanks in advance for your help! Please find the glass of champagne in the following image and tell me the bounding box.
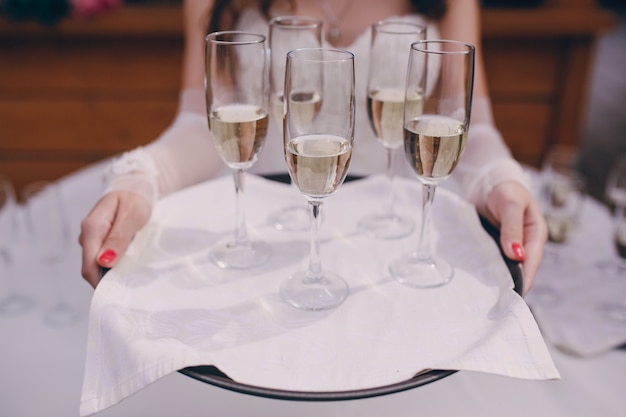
[0,175,33,316]
[22,181,79,327]
[279,48,355,310]
[358,20,426,240]
[390,40,475,288]
[267,16,323,231]
[205,31,271,269]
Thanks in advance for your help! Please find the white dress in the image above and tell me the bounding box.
[105,9,526,208]
[238,9,440,179]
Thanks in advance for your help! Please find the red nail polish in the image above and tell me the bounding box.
[511,243,526,261]
[98,249,117,264]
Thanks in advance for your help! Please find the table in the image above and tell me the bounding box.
[1,161,625,417]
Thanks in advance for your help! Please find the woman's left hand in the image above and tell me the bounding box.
[479,181,548,295]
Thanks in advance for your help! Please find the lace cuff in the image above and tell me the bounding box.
[471,159,532,207]
[456,123,531,207]
[103,147,159,207]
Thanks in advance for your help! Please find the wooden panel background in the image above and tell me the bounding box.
[0,3,616,194]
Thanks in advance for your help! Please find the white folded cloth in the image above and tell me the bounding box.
[80,174,559,416]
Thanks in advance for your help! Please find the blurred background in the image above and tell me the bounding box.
[0,0,623,202]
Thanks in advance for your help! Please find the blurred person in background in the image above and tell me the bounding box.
[79,0,547,294]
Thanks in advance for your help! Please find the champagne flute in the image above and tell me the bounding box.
[22,181,79,327]
[267,16,323,231]
[279,48,355,310]
[358,20,426,240]
[205,31,271,269]
[599,155,626,273]
[0,175,33,316]
[389,40,475,288]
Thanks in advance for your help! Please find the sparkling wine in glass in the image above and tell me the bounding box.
[279,48,355,310]
[267,16,323,231]
[358,20,426,240]
[205,31,271,269]
[0,175,34,316]
[22,181,79,327]
[389,40,475,288]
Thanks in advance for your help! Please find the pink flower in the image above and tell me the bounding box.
[72,0,123,18]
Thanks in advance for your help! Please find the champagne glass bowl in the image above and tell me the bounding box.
[0,175,33,316]
[602,155,626,273]
[22,181,79,326]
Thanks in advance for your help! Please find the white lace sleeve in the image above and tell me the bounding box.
[453,96,531,208]
[103,89,224,207]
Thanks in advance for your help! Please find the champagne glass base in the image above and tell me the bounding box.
[595,259,626,278]
[358,213,415,240]
[527,285,561,309]
[280,271,349,311]
[0,293,34,317]
[210,239,271,270]
[597,302,626,323]
[541,242,566,265]
[43,303,80,327]
[268,205,310,231]
[389,254,454,288]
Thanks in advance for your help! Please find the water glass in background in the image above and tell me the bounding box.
[539,145,586,259]
[604,155,626,272]
[22,181,79,327]
[595,155,626,323]
[0,175,34,316]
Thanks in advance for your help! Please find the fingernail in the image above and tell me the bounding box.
[511,243,526,261]
[98,249,117,264]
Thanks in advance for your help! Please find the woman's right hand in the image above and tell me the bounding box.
[79,191,152,288]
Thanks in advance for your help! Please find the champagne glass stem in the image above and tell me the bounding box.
[0,249,14,289]
[306,200,323,281]
[0,245,32,316]
[44,259,79,327]
[613,202,625,224]
[0,250,16,307]
[613,201,626,268]
[416,183,436,259]
[232,168,249,246]
[381,148,395,215]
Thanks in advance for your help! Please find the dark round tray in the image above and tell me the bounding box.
[178,366,457,401]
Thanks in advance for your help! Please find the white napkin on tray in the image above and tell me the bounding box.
[80,174,559,416]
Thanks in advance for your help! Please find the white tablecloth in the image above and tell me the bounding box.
[1,162,625,417]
